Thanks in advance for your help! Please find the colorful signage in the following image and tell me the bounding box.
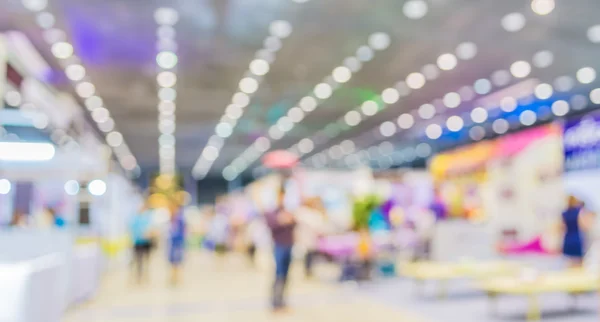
[564,112,600,172]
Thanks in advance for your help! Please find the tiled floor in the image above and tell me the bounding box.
[64,251,428,322]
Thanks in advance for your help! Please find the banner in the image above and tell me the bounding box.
[564,111,600,172]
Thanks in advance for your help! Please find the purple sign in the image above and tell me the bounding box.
[564,112,600,172]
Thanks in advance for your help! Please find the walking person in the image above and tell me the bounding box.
[168,203,186,285]
[265,185,296,312]
[561,196,594,268]
[130,204,154,284]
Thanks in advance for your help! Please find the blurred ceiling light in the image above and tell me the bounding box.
[332,66,352,83]
[551,100,570,116]
[158,121,175,134]
[120,155,138,171]
[344,111,361,126]
[157,71,177,87]
[159,101,176,114]
[406,72,426,89]
[520,110,537,126]
[255,49,275,64]
[156,51,178,69]
[300,96,317,112]
[471,107,488,123]
[340,140,355,153]
[571,94,588,111]
[51,41,73,59]
[576,67,596,84]
[532,50,553,68]
[554,76,575,92]
[215,122,233,138]
[418,103,436,119]
[491,70,512,86]
[473,79,492,95]
[459,86,476,101]
[298,138,314,154]
[0,179,11,195]
[232,92,250,107]
[446,115,464,132]
[456,42,477,60]
[98,118,115,132]
[588,25,600,43]
[534,83,553,99]
[91,107,110,123]
[361,100,379,116]
[249,59,270,76]
[368,32,391,50]
[76,82,96,98]
[421,64,439,80]
[379,141,394,155]
[276,116,294,132]
[64,180,79,196]
[416,143,432,158]
[255,137,271,152]
[531,0,555,15]
[264,36,282,52]
[158,87,177,101]
[0,142,55,161]
[36,12,55,29]
[437,53,458,71]
[500,96,518,112]
[106,131,123,147]
[88,179,107,196]
[156,37,177,52]
[314,83,333,99]
[591,88,600,104]
[510,61,531,78]
[397,113,415,129]
[43,28,65,44]
[356,46,374,62]
[157,26,176,39]
[65,64,86,81]
[203,146,219,161]
[32,113,49,129]
[288,107,305,123]
[395,81,411,96]
[270,20,293,39]
[344,57,362,72]
[5,91,22,107]
[154,7,179,26]
[239,77,259,94]
[268,126,284,140]
[379,121,396,137]
[502,12,526,32]
[425,124,442,139]
[443,92,461,108]
[492,118,509,134]
[470,126,486,141]
[382,88,400,104]
[403,0,428,19]
[22,0,47,11]
[159,134,176,146]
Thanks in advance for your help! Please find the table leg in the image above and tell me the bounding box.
[526,294,541,321]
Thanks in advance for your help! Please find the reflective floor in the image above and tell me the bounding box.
[64,251,428,322]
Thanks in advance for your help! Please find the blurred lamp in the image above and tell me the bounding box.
[88,179,107,196]
[0,142,55,161]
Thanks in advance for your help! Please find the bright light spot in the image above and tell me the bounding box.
[22,0,47,11]
[415,143,431,158]
[36,11,55,29]
[443,92,461,108]
[269,20,292,39]
[368,32,391,50]
[395,81,411,96]
[406,72,426,89]
[5,91,22,107]
[491,70,512,86]
[502,12,526,32]
[446,116,464,132]
[64,180,79,196]
[532,50,553,68]
[76,82,95,98]
[332,66,352,83]
[534,83,553,99]
[341,140,355,154]
[456,42,477,60]
[256,49,275,63]
[531,0,555,15]
[0,179,11,195]
[92,107,110,123]
[470,126,486,141]
[425,124,442,140]
[591,88,600,104]
[158,119,175,134]
[577,67,596,84]
[437,53,458,71]
[344,111,361,126]
[356,46,374,62]
[314,83,333,99]
[403,0,428,19]
[459,86,476,101]
[154,7,179,25]
[65,64,86,81]
[571,94,588,111]
[106,132,123,147]
[397,113,415,129]
[216,122,233,138]
[264,36,282,52]
[159,134,175,146]
[43,28,66,44]
[51,41,73,59]
[120,155,137,171]
[156,51,178,69]
[379,121,396,137]
[203,146,219,161]
[298,138,314,154]
[288,107,305,122]
[88,179,107,196]
[159,101,176,114]
[418,103,436,119]
[588,25,600,43]
[239,77,259,94]
[0,142,55,161]
[360,100,379,116]
[158,87,177,101]
[554,76,575,92]
[381,88,400,104]
[552,100,570,116]
[255,137,271,152]
[300,96,318,112]
[277,117,294,132]
[492,119,509,134]
[510,61,531,78]
[32,113,49,129]
[500,96,518,112]
[232,92,250,107]
[471,107,488,123]
[249,59,270,76]
[157,71,177,87]
[520,110,537,126]
[343,57,362,72]
[421,64,439,80]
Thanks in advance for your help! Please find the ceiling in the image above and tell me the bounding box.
[1,0,599,179]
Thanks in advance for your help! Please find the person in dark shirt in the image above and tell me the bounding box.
[265,184,296,311]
